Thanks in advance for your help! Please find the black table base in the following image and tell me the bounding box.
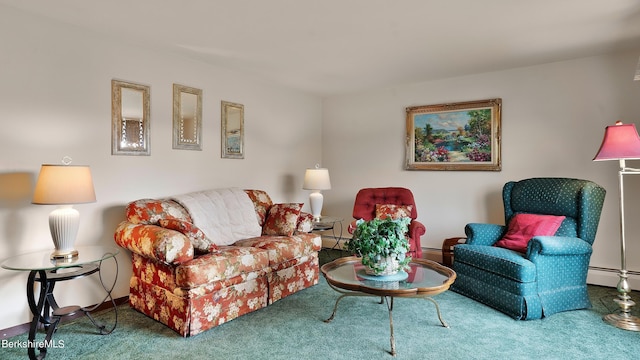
[26,256,118,360]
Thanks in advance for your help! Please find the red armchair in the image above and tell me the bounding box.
[348,187,425,258]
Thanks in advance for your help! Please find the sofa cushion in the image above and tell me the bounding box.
[244,189,273,227]
[234,233,321,270]
[126,199,192,225]
[175,246,270,288]
[159,219,218,253]
[262,203,303,236]
[296,212,314,233]
[494,213,565,253]
[455,244,537,283]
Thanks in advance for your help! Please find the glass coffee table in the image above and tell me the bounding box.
[321,256,456,357]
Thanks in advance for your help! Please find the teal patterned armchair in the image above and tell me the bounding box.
[451,178,606,319]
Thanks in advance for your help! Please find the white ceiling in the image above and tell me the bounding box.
[3,0,640,96]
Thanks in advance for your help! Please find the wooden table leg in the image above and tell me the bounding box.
[442,237,466,267]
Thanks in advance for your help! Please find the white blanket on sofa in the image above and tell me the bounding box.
[171,188,262,246]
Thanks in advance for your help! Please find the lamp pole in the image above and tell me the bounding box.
[603,159,640,331]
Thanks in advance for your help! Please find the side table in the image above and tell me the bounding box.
[1,245,119,360]
[441,237,466,266]
[312,216,344,250]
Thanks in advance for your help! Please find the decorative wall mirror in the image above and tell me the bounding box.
[173,84,202,150]
[221,101,244,159]
[111,79,150,155]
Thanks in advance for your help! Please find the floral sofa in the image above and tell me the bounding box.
[114,188,321,337]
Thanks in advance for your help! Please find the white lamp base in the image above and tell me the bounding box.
[309,191,324,221]
[49,205,80,260]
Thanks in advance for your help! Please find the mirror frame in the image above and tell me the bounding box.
[172,84,203,150]
[111,79,151,156]
[221,101,244,159]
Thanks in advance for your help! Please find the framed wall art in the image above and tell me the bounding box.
[111,79,151,156]
[221,101,244,159]
[172,84,202,150]
[405,98,501,171]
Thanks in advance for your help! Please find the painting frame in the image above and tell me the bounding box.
[172,84,202,151]
[111,79,151,156]
[405,98,502,171]
[221,100,244,159]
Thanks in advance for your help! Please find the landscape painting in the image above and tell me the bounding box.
[405,98,501,171]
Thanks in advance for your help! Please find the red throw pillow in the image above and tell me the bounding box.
[262,203,303,236]
[494,213,565,253]
[159,219,218,253]
[296,212,314,233]
[375,204,413,220]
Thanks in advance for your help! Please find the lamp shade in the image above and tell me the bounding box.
[593,122,640,161]
[33,165,96,204]
[302,167,331,190]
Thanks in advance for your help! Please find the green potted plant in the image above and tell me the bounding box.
[346,217,412,276]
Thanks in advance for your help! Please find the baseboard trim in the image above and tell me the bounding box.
[587,266,640,289]
[1,296,129,339]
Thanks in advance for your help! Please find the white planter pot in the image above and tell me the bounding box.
[364,256,400,276]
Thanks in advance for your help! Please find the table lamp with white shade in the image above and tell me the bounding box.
[32,161,96,260]
[303,165,331,221]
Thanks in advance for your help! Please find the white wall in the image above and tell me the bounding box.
[2,5,640,333]
[322,50,640,289]
[0,6,323,330]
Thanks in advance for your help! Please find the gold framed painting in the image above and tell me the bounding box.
[405,98,502,171]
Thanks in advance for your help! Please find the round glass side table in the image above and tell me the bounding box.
[1,245,119,360]
[312,216,344,250]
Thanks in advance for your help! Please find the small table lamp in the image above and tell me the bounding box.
[303,165,331,221]
[594,121,640,331]
[32,163,96,260]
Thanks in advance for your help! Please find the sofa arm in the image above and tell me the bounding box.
[527,236,592,260]
[464,223,506,246]
[409,220,426,241]
[114,221,194,264]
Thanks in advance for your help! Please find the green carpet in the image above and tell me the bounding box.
[3,251,640,359]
